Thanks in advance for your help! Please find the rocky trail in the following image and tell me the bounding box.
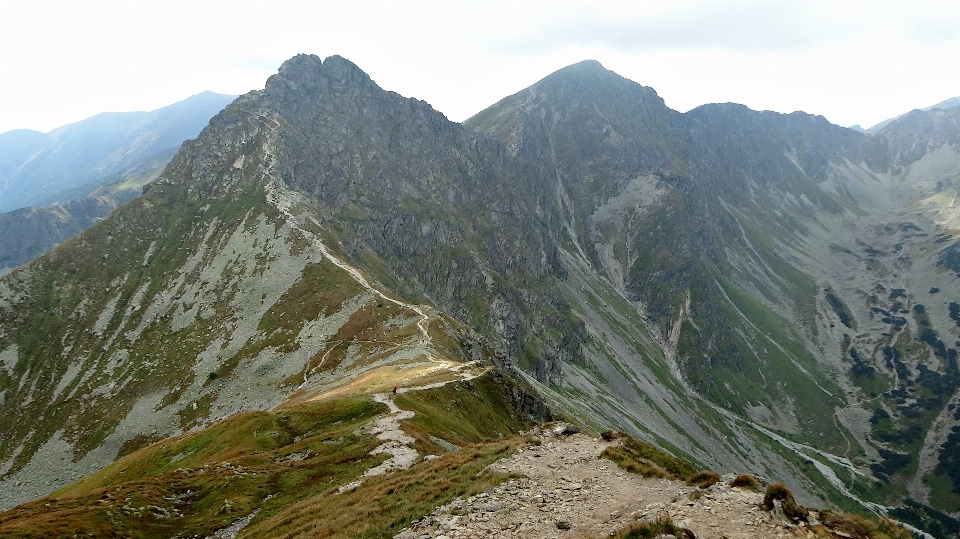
[336,393,418,493]
[395,431,864,539]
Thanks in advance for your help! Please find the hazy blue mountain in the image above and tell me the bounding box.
[0,91,235,211]
[930,95,960,111]
[0,148,173,274]
[867,93,960,134]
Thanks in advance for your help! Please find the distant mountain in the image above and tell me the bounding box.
[930,95,960,111]
[0,149,173,275]
[0,91,236,211]
[866,93,960,134]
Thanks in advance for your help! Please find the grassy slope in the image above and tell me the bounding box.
[0,372,535,539]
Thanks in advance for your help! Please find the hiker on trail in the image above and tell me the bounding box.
[392,386,397,395]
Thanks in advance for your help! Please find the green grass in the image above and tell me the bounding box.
[926,472,960,513]
[601,432,697,480]
[240,438,524,539]
[396,372,536,453]
[1,397,386,538]
[0,370,540,538]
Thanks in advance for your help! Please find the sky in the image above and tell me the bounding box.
[1,0,959,134]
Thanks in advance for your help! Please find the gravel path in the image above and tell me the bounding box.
[396,432,803,539]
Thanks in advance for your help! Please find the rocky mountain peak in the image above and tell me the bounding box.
[266,53,324,93]
[262,54,383,121]
[528,58,666,112]
[271,53,373,91]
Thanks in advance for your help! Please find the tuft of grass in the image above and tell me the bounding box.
[611,516,694,539]
[818,510,913,539]
[601,432,696,481]
[687,470,721,489]
[762,481,807,519]
[730,473,760,491]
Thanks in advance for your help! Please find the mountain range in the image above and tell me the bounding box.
[0,92,235,273]
[855,94,960,133]
[0,54,958,537]
[0,91,235,211]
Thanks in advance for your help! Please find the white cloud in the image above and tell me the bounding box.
[0,0,958,132]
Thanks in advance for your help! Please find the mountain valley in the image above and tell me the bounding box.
[0,54,959,537]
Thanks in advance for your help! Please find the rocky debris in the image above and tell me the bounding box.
[551,422,580,436]
[337,393,417,494]
[395,433,835,539]
[208,509,259,539]
[362,394,417,477]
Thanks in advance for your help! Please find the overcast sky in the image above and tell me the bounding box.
[1,0,959,134]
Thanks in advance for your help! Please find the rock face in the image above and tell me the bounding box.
[0,53,960,525]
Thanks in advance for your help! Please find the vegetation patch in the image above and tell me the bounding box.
[938,241,960,277]
[762,481,807,519]
[950,302,960,328]
[889,499,960,539]
[601,432,696,481]
[935,425,960,502]
[826,289,856,329]
[730,473,760,491]
[869,448,911,481]
[609,516,694,539]
[687,470,721,489]
[240,439,523,539]
[395,371,538,454]
[0,397,386,538]
[817,510,913,539]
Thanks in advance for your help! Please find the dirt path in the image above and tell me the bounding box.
[336,393,417,493]
[264,176,439,358]
[396,432,805,539]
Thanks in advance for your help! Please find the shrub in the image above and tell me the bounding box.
[762,481,808,520]
[687,470,721,488]
[730,473,760,491]
[613,516,694,539]
[601,446,671,478]
[600,434,696,481]
[819,510,913,539]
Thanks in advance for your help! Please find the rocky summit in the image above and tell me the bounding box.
[0,54,958,538]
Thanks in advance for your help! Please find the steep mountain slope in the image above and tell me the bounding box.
[0,373,544,539]
[0,64,499,509]
[0,91,235,211]
[867,94,960,134]
[253,57,864,505]
[0,54,959,536]
[466,60,960,525]
[798,106,960,521]
[465,61,873,495]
